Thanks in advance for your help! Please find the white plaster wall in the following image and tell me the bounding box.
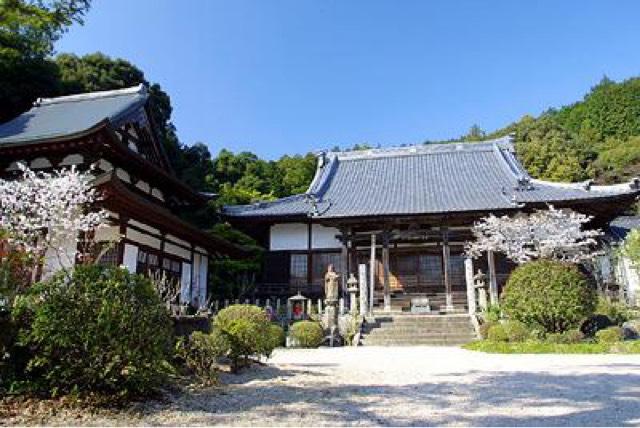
[181,262,192,304]
[59,154,84,166]
[94,225,121,242]
[126,227,161,249]
[199,255,208,308]
[270,223,309,251]
[166,234,190,247]
[128,219,159,234]
[122,243,139,272]
[311,225,341,249]
[165,242,192,259]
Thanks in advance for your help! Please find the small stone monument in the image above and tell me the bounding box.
[347,273,359,314]
[474,269,488,311]
[324,264,342,346]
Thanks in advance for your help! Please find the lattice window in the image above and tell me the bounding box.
[290,253,308,286]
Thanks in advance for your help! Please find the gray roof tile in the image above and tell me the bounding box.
[225,137,640,219]
[0,85,148,146]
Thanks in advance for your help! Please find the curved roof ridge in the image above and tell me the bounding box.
[36,84,146,106]
[330,135,514,161]
[530,177,640,193]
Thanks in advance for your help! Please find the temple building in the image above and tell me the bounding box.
[225,137,640,313]
[0,85,241,308]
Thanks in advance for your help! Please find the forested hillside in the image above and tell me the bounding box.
[3,1,640,207]
[481,77,640,184]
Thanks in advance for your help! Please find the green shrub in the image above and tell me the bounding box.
[487,324,508,342]
[595,326,623,344]
[501,260,597,333]
[478,321,496,339]
[213,304,275,372]
[580,314,614,337]
[528,328,546,341]
[595,297,631,325]
[502,320,529,342]
[13,265,173,398]
[289,321,324,348]
[267,323,286,349]
[482,304,502,323]
[547,329,584,344]
[176,331,227,385]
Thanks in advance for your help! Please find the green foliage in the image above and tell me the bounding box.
[502,320,529,343]
[212,304,275,372]
[595,326,623,344]
[580,314,614,337]
[0,0,91,122]
[478,321,496,340]
[485,76,640,184]
[289,321,324,348]
[622,229,640,272]
[501,260,597,333]
[546,329,584,344]
[464,340,612,354]
[481,304,502,323]
[267,323,286,349]
[175,331,226,385]
[486,324,508,342]
[595,297,632,326]
[13,265,173,398]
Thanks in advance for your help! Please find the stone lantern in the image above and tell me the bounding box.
[347,273,359,314]
[473,269,488,311]
[287,292,307,321]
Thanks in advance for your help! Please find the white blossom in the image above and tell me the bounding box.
[466,205,601,264]
[0,164,108,259]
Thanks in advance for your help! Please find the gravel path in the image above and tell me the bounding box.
[5,346,640,426]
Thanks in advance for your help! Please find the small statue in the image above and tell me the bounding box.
[324,264,340,301]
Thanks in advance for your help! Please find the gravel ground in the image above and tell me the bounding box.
[4,346,640,426]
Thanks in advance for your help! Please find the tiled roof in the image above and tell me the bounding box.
[608,216,640,241]
[224,136,640,219]
[0,85,148,146]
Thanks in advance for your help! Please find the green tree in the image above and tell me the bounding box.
[0,0,91,122]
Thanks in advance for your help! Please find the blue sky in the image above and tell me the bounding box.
[56,0,640,159]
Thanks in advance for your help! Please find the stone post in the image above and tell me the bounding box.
[464,257,476,315]
[358,263,368,316]
[347,273,359,314]
[474,269,488,311]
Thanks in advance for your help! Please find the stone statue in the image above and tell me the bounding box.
[324,264,340,301]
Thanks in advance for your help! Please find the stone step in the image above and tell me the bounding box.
[361,340,470,346]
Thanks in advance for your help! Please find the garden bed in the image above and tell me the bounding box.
[463,340,640,354]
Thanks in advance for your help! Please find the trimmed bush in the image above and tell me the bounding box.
[487,324,508,342]
[289,321,324,348]
[13,266,173,398]
[213,304,276,372]
[501,260,597,333]
[595,297,632,326]
[176,331,227,384]
[502,320,529,342]
[547,329,584,344]
[268,323,286,349]
[595,326,623,344]
[478,321,496,340]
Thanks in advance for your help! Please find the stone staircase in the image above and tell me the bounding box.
[360,314,477,346]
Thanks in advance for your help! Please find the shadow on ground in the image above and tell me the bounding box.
[142,361,640,426]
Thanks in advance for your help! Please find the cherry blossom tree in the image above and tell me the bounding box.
[0,164,108,271]
[466,205,602,264]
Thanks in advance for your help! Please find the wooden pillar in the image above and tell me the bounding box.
[442,229,453,311]
[487,250,499,305]
[382,231,391,312]
[369,233,376,314]
[340,228,349,296]
[465,256,476,315]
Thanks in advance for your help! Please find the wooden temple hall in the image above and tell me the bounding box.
[225,138,640,313]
